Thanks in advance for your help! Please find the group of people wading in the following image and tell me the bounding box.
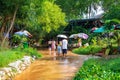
[48,38,68,57]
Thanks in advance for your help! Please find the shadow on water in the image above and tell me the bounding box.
[14,50,89,80]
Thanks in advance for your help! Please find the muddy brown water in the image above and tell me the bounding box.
[14,50,89,80]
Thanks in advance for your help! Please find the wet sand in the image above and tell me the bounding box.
[14,50,89,80]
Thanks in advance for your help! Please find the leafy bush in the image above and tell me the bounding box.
[72,45,102,55]
[74,58,120,80]
[12,34,28,46]
[102,58,120,72]
[74,64,120,80]
[104,5,120,20]
[12,34,22,43]
[72,47,90,55]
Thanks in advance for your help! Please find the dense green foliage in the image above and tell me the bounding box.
[0,0,30,16]
[54,0,120,20]
[0,0,67,46]
[72,29,120,55]
[74,58,120,80]
[55,0,100,19]
[0,0,120,56]
[104,5,120,20]
[39,1,66,33]
[101,0,120,11]
[0,47,41,67]
[12,34,28,45]
[24,0,67,41]
[72,45,102,55]
[1,0,120,46]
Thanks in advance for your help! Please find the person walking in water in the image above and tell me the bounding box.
[48,39,52,55]
[57,41,62,56]
[62,38,68,57]
[51,39,56,56]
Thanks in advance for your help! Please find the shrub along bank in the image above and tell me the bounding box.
[0,47,42,67]
[72,45,102,55]
[74,57,120,80]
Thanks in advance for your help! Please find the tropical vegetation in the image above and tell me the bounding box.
[72,30,120,56]
[73,45,102,55]
[74,57,120,80]
[0,0,120,79]
[0,0,120,47]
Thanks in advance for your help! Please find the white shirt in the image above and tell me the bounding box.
[62,39,68,49]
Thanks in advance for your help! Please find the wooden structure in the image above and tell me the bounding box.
[63,18,103,34]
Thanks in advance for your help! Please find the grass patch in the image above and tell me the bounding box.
[0,47,42,68]
[73,57,120,80]
[14,47,42,59]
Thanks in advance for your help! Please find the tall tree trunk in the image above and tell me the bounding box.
[1,6,18,47]
[0,17,7,42]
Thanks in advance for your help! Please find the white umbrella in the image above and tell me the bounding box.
[57,34,67,38]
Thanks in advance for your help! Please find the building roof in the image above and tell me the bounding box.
[64,18,103,32]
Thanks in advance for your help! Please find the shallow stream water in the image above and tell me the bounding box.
[14,50,89,80]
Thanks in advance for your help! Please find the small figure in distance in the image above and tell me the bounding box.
[57,41,62,56]
[51,39,56,56]
[48,39,52,55]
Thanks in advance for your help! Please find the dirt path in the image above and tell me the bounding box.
[14,49,90,80]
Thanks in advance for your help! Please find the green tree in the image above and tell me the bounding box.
[103,5,120,20]
[101,0,120,11]
[0,0,30,47]
[25,0,67,42]
[55,0,100,19]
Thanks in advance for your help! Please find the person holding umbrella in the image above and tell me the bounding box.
[57,34,68,57]
[78,38,82,47]
[62,38,68,57]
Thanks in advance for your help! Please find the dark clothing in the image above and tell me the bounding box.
[62,49,67,54]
